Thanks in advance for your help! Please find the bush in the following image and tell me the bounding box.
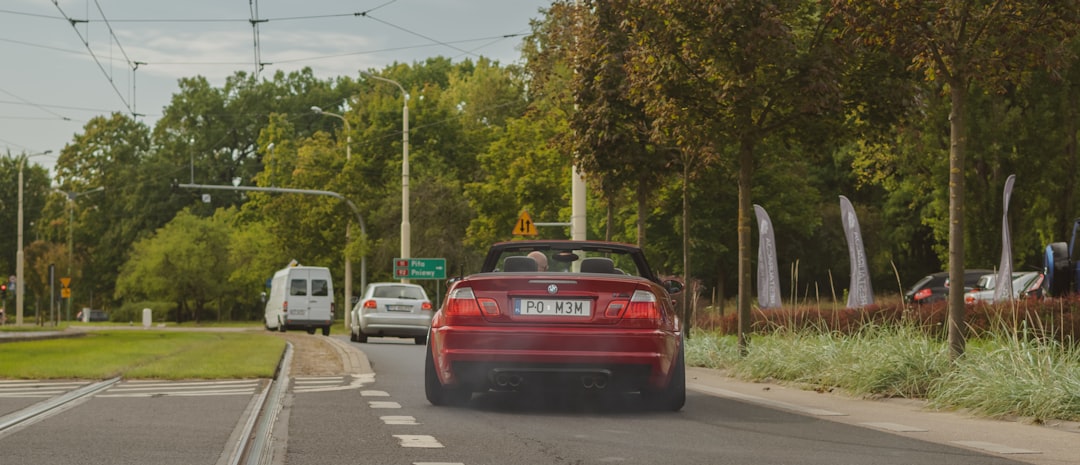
[694,296,1080,346]
[111,301,175,323]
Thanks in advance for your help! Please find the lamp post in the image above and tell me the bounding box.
[312,106,355,327]
[361,71,410,269]
[17,150,53,326]
[58,186,104,322]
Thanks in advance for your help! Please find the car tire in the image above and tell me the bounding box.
[414,335,427,345]
[322,326,330,336]
[306,328,316,335]
[277,318,286,332]
[641,341,686,412]
[425,338,471,407]
[349,327,358,342]
[356,330,368,343]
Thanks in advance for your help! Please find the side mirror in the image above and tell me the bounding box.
[663,279,685,295]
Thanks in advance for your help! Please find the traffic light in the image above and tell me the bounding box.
[1,283,7,299]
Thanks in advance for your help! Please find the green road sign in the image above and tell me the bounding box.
[393,258,446,280]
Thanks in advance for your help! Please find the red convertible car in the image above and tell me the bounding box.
[424,240,686,411]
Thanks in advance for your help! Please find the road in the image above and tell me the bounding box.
[1,334,1075,465]
[277,337,1052,465]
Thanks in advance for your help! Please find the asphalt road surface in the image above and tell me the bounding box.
[2,333,1075,465]
[279,337,1052,465]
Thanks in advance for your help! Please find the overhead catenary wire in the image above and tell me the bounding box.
[51,1,135,117]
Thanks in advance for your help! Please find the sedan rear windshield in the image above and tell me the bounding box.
[373,285,427,299]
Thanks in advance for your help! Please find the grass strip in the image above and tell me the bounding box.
[0,330,285,380]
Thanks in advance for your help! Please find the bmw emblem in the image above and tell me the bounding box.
[547,284,559,295]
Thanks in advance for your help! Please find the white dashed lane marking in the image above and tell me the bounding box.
[369,401,402,409]
[293,374,374,393]
[98,379,260,398]
[0,380,90,398]
[394,435,444,448]
[381,415,420,425]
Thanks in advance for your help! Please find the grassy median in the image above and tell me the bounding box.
[0,330,285,379]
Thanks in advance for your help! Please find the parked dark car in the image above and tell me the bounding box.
[904,269,994,304]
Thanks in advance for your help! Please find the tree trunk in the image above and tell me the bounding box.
[947,79,968,360]
[737,136,754,356]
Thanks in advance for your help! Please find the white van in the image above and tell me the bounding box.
[264,265,335,335]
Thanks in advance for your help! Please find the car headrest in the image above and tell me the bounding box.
[580,257,615,274]
[503,256,538,272]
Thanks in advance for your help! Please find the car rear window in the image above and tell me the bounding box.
[290,279,307,296]
[311,279,329,296]
[373,285,426,299]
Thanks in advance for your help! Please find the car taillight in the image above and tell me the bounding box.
[363,300,378,309]
[964,294,975,304]
[444,287,481,316]
[421,301,433,311]
[282,301,288,313]
[624,290,661,319]
[913,289,932,301]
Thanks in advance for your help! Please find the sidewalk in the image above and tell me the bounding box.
[686,367,1078,465]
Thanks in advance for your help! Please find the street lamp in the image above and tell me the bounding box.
[312,105,355,327]
[58,186,104,322]
[360,71,410,267]
[310,106,351,161]
[17,150,53,326]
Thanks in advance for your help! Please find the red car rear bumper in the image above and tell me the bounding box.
[430,325,679,391]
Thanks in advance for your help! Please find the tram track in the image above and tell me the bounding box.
[0,377,120,437]
[0,342,295,465]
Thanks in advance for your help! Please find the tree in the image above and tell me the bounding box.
[0,154,51,296]
[115,209,231,323]
[833,0,1080,358]
[51,113,152,312]
[617,0,845,353]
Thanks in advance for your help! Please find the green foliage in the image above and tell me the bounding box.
[929,335,1080,421]
[687,321,1080,421]
[111,300,175,323]
[6,3,1080,336]
[115,209,232,322]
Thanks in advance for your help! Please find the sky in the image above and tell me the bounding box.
[1,0,553,172]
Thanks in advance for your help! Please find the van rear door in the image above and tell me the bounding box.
[307,270,333,321]
[286,269,313,319]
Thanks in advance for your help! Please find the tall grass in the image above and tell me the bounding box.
[928,332,1080,421]
[687,321,1080,421]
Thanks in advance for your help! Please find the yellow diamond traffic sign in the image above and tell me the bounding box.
[60,277,71,289]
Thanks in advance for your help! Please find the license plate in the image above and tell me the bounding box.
[386,304,411,312]
[513,298,591,317]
